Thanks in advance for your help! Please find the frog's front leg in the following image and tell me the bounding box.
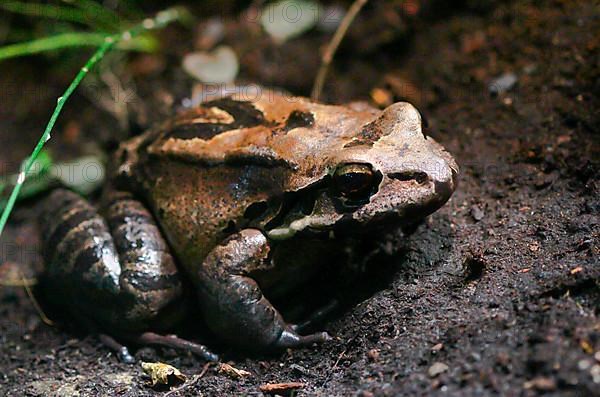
[197,229,331,351]
[40,189,217,362]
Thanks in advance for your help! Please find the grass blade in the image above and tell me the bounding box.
[0,31,158,61]
[0,2,96,27]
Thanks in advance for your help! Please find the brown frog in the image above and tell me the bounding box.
[39,90,458,363]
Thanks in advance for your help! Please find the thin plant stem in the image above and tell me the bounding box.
[0,7,182,238]
[20,271,55,327]
[311,0,369,101]
[164,363,213,397]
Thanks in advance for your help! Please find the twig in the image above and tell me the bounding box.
[260,382,305,394]
[332,348,346,370]
[311,0,369,101]
[0,7,183,238]
[20,271,55,327]
[320,339,353,387]
[164,362,212,397]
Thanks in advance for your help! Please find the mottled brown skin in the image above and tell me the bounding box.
[40,91,458,361]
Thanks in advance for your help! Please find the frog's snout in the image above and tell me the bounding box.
[347,146,458,228]
[391,152,458,204]
[399,151,458,209]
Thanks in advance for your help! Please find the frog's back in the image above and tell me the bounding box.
[120,92,378,268]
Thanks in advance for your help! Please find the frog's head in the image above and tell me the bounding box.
[326,102,458,233]
[267,102,458,239]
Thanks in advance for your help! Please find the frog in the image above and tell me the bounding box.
[39,90,458,363]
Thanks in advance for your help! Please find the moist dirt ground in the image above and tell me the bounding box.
[0,0,598,396]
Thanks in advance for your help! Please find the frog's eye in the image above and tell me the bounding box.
[332,163,379,202]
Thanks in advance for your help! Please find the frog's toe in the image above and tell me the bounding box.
[274,329,332,349]
[137,332,220,362]
[117,347,136,364]
[99,334,136,364]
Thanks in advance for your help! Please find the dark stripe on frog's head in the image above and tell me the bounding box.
[207,98,265,126]
[168,123,232,140]
[283,110,314,131]
[167,98,266,141]
[343,120,384,148]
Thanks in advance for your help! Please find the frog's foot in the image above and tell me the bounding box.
[99,332,218,363]
[197,229,333,352]
[136,332,219,362]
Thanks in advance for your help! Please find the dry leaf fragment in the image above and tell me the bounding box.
[259,382,305,395]
[581,340,594,354]
[141,362,187,387]
[523,376,556,391]
[218,363,251,379]
[570,266,583,275]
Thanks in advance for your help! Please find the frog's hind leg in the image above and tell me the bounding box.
[197,229,331,351]
[39,189,217,362]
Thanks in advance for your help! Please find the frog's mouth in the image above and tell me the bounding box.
[346,166,458,231]
[263,183,340,240]
[260,158,457,240]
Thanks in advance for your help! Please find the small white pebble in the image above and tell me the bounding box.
[428,362,449,377]
[122,31,132,41]
[17,171,26,184]
[156,11,169,24]
[578,359,591,370]
[181,98,192,108]
[591,365,600,383]
[142,18,155,29]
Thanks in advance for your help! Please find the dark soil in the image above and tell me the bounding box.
[1,0,599,396]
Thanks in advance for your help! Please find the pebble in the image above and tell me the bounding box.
[489,72,518,95]
[289,363,310,375]
[524,376,556,391]
[470,204,485,221]
[367,349,380,361]
[431,343,444,353]
[578,359,591,370]
[592,365,600,383]
[428,362,449,378]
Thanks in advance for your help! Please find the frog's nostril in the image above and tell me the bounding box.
[389,171,429,184]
